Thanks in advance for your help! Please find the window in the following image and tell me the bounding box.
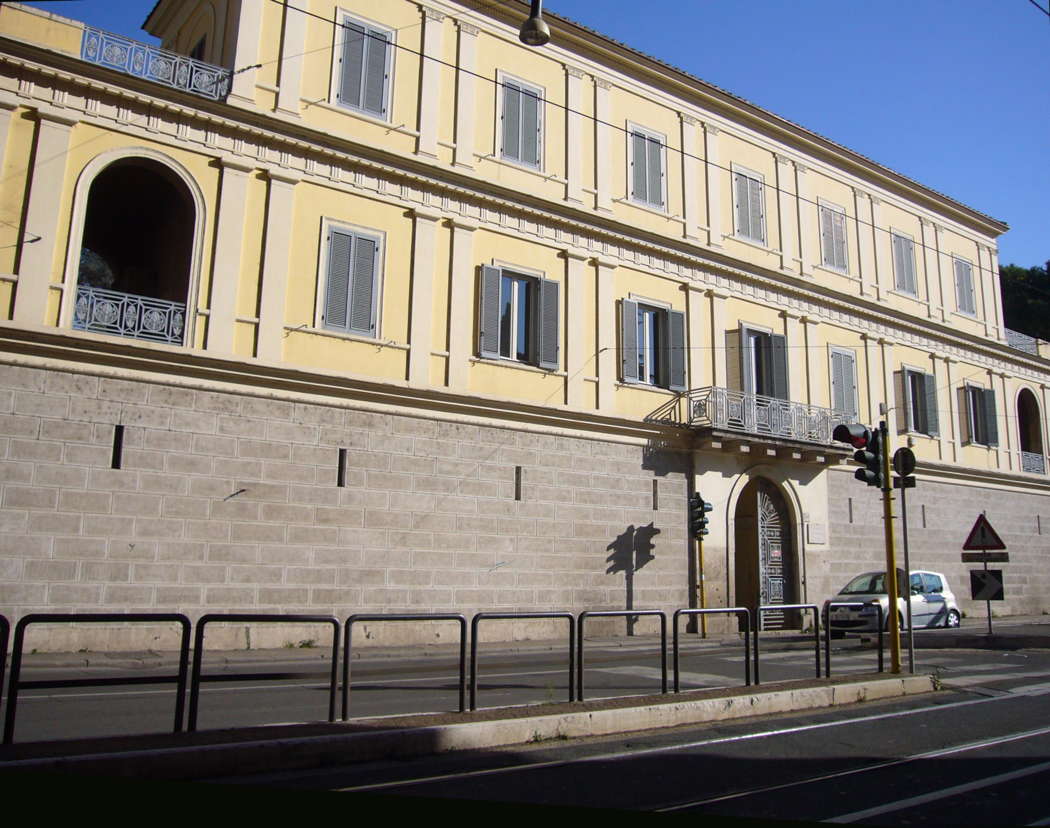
[830,348,858,418]
[479,264,559,369]
[740,325,787,399]
[732,167,766,244]
[628,125,666,209]
[500,77,543,168]
[954,257,976,315]
[621,298,686,390]
[321,224,381,336]
[335,14,393,118]
[891,231,917,295]
[188,37,206,62]
[819,202,848,272]
[962,384,998,447]
[899,368,939,436]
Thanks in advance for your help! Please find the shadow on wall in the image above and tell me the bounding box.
[606,522,660,635]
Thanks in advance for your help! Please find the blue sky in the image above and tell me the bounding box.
[24,0,1049,268]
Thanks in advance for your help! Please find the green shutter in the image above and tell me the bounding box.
[622,299,639,382]
[923,372,939,437]
[770,333,788,400]
[983,388,999,447]
[667,309,686,391]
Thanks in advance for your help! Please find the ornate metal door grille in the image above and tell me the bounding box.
[758,489,786,630]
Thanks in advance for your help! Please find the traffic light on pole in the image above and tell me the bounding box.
[832,423,882,488]
[689,493,713,538]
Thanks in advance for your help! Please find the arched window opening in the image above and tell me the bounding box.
[1017,388,1045,474]
[73,158,194,345]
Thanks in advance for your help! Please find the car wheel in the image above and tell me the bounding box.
[945,609,961,629]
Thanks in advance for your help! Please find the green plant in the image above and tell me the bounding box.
[297,639,316,648]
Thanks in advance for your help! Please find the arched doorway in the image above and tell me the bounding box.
[734,477,799,629]
[1017,388,1045,474]
[72,157,195,345]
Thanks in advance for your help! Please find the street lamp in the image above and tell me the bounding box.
[519,0,550,46]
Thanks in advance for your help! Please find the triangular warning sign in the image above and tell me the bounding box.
[962,514,1006,551]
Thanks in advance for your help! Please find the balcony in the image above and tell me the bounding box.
[1021,451,1047,475]
[650,387,855,458]
[74,286,186,346]
[80,26,230,101]
[1005,328,1039,356]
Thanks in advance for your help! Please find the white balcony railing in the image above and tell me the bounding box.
[1005,328,1039,355]
[80,27,231,101]
[74,286,186,345]
[649,386,855,446]
[1021,451,1047,475]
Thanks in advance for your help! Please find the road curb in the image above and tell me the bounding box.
[0,674,935,780]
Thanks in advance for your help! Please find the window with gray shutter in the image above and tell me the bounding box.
[965,385,999,446]
[323,227,379,337]
[733,169,765,243]
[819,204,848,271]
[478,265,558,369]
[629,127,665,209]
[537,277,559,370]
[501,78,542,167]
[337,16,392,118]
[830,349,857,418]
[954,258,976,315]
[892,232,917,295]
[740,326,787,399]
[622,300,685,390]
[903,368,938,437]
[667,309,686,391]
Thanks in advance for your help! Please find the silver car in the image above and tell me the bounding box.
[824,569,961,632]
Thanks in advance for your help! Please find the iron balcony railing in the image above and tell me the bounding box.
[74,285,186,345]
[1021,451,1047,475]
[651,386,855,446]
[80,26,231,101]
[1005,328,1039,356]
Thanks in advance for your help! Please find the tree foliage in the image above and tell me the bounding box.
[1000,261,1050,341]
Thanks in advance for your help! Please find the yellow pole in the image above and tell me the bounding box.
[880,420,902,673]
[697,535,707,637]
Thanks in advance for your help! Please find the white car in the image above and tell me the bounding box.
[824,569,961,633]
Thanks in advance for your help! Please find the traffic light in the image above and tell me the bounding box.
[832,423,882,488]
[689,493,713,538]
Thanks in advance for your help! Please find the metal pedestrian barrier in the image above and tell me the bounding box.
[824,602,884,676]
[0,615,8,713]
[470,612,575,710]
[672,608,751,691]
[754,604,821,685]
[3,613,191,744]
[188,614,340,732]
[576,610,667,702]
[343,613,467,718]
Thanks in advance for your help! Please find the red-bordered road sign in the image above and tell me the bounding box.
[962,514,1006,551]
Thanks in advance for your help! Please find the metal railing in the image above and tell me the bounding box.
[824,602,884,677]
[1021,451,1047,475]
[1005,328,1039,355]
[673,608,751,691]
[80,26,231,101]
[74,285,187,345]
[188,614,340,731]
[577,610,667,701]
[650,387,854,445]
[3,613,191,744]
[343,614,467,718]
[470,612,575,711]
[0,615,8,713]
[754,604,822,685]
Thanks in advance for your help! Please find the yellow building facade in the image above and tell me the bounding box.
[0,0,1046,648]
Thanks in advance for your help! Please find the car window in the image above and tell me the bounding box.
[923,573,943,594]
[909,573,923,593]
[841,573,884,594]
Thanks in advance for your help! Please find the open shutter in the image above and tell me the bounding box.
[521,85,539,166]
[622,299,639,382]
[479,265,501,358]
[923,372,939,437]
[362,26,390,116]
[323,229,353,330]
[983,388,999,447]
[338,21,366,109]
[502,81,521,161]
[739,326,754,395]
[896,370,909,434]
[770,333,788,400]
[537,277,559,370]
[348,234,377,334]
[667,309,686,391]
[646,136,663,208]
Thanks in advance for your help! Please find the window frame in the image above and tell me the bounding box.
[478,263,560,370]
[962,381,998,447]
[890,229,918,296]
[316,219,385,339]
[731,164,767,245]
[739,323,788,400]
[331,10,395,120]
[498,72,544,170]
[901,366,939,437]
[818,199,849,273]
[626,122,667,211]
[621,295,686,391]
[953,255,977,317]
